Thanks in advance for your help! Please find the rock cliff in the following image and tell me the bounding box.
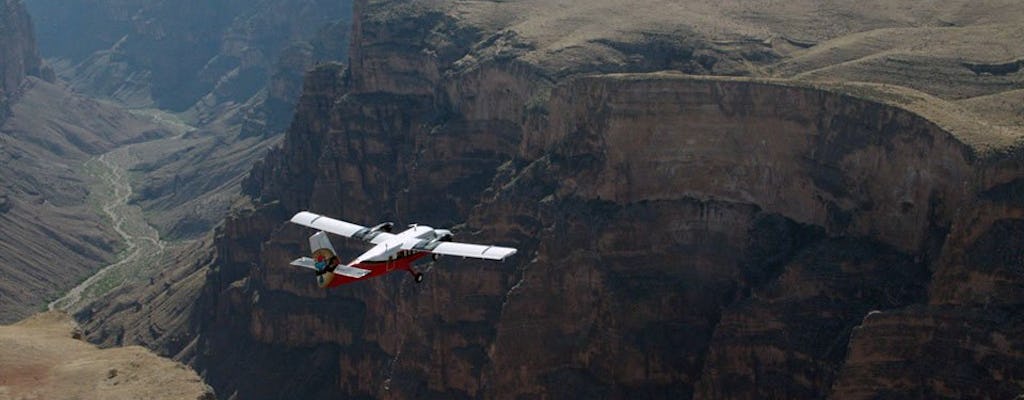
[85,1,1024,398]
[0,0,46,117]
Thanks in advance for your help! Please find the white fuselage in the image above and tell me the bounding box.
[351,225,437,265]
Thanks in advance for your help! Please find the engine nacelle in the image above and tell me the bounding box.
[434,229,453,241]
[370,222,394,233]
[427,230,452,262]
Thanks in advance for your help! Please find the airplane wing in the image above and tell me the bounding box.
[414,241,517,260]
[289,257,371,279]
[290,211,395,244]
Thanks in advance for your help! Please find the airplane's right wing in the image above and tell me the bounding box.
[290,211,395,244]
[423,241,517,261]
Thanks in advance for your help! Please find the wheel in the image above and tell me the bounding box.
[414,273,424,283]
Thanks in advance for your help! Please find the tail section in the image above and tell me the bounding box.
[288,231,374,288]
[309,231,340,288]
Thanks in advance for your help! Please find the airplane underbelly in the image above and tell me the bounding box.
[325,252,431,288]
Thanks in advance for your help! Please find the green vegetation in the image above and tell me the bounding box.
[49,149,183,312]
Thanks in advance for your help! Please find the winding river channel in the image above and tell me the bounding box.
[48,148,166,312]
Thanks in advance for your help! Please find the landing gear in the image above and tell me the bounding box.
[408,268,424,283]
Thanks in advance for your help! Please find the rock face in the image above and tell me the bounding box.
[86,1,1024,399]
[0,0,46,117]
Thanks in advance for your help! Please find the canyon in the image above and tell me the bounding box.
[3,0,1024,399]
[85,1,1024,399]
[0,0,355,322]
[1,0,350,395]
[25,0,353,239]
[1,0,183,322]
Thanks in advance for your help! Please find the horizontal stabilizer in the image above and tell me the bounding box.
[290,257,371,279]
[290,257,317,270]
[334,265,372,279]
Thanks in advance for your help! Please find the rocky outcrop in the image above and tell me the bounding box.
[86,1,1024,399]
[832,306,1024,399]
[0,311,214,400]
[0,0,48,117]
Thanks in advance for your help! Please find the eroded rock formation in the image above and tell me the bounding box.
[0,0,46,116]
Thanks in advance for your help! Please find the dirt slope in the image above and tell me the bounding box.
[0,311,213,400]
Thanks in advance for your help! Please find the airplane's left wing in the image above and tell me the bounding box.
[290,211,395,244]
[412,241,517,261]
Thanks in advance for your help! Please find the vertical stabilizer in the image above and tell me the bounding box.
[309,231,339,288]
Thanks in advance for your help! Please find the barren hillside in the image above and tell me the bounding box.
[1,0,184,322]
[0,311,213,400]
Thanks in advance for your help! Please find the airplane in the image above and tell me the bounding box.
[287,211,517,288]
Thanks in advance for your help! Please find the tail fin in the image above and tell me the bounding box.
[289,231,372,288]
[308,231,339,288]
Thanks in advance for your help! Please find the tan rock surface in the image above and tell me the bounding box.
[0,311,213,400]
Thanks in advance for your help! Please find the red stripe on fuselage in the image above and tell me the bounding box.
[325,251,430,288]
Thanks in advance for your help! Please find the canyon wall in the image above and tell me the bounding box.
[197,68,1024,400]
[0,0,45,116]
[84,1,1024,398]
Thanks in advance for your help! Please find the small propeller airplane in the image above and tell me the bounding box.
[288,211,517,288]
